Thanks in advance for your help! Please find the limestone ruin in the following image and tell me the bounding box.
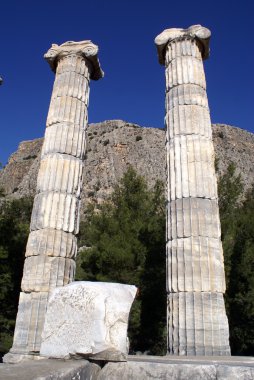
[4,40,103,363]
[155,25,230,355]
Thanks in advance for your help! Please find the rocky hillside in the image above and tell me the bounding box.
[0,120,253,216]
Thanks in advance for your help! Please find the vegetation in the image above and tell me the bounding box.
[0,165,253,356]
[218,164,254,355]
[0,196,33,356]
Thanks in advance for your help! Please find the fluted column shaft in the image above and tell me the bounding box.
[6,41,103,359]
[155,25,230,355]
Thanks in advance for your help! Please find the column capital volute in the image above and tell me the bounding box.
[155,24,211,65]
[44,40,104,80]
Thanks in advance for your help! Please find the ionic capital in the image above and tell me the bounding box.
[44,40,104,80]
[155,24,211,65]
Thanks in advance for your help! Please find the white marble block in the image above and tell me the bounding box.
[40,282,137,359]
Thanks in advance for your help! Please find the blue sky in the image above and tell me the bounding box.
[0,0,252,165]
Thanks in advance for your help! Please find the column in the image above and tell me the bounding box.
[4,40,103,362]
[155,25,230,355]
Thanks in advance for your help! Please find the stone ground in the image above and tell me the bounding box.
[0,355,253,380]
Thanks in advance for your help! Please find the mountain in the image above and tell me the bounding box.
[0,120,253,217]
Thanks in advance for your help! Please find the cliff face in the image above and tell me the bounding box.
[0,120,253,215]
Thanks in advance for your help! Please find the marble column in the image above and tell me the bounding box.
[155,25,230,355]
[4,41,103,362]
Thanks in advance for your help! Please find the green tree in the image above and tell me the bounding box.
[0,197,33,356]
[218,162,243,217]
[218,163,253,355]
[218,163,243,286]
[225,187,254,355]
[76,167,166,354]
[138,180,166,354]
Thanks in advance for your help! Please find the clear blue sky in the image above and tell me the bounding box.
[0,0,252,165]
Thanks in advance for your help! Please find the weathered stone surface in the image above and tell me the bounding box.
[0,138,43,196]
[21,256,75,292]
[40,282,137,359]
[156,25,230,355]
[167,292,229,355]
[51,70,90,103]
[167,198,221,240]
[165,56,206,89]
[7,292,48,355]
[42,123,86,158]
[25,229,77,258]
[167,238,225,292]
[31,192,80,233]
[166,84,208,110]
[36,154,83,196]
[1,356,253,380]
[98,362,217,380]
[165,105,212,139]
[216,365,254,380]
[0,359,101,380]
[166,135,217,200]
[99,357,254,380]
[46,95,88,127]
[89,348,127,362]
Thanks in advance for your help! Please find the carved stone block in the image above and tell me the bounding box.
[166,56,206,90]
[166,84,208,110]
[167,198,221,240]
[21,256,75,292]
[167,135,217,200]
[31,192,80,233]
[167,237,225,292]
[25,229,77,258]
[42,122,86,159]
[10,292,48,354]
[37,154,83,196]
[165,105,212,140]
[51,72,90,104]
[46,96,87,127]
[165,38,204,65]
[167,292,230,356]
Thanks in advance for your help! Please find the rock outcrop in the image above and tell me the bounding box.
[0,120,253,216]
